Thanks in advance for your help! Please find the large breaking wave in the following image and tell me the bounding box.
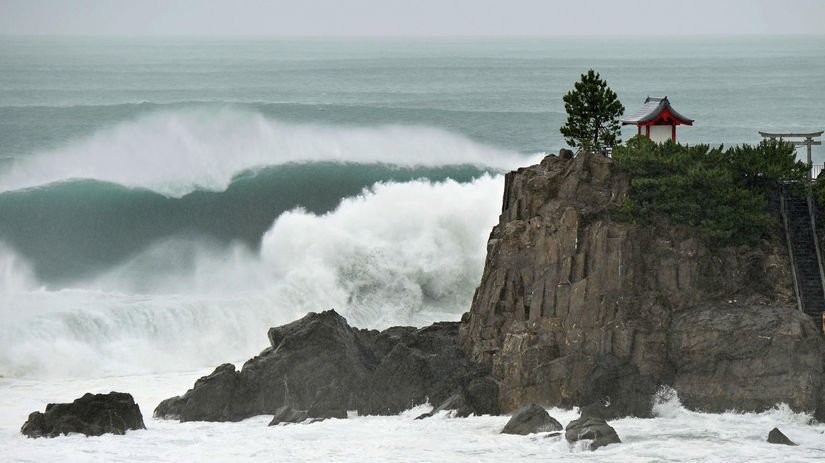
[0,107,526,196]
[0,110,538,378]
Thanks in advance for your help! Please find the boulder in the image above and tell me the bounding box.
[268,406,310,425]
[21,392,145,438]
[500,403,562,435]
[564,415,621,450]
[767,427,797,446]
[459,150,825,418]
[156,310,498,422]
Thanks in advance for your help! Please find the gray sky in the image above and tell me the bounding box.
[1,0,823,37]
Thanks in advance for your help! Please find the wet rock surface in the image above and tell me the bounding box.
[156,310,498,422]
[21,392,145,438]
[459,151,825,417]
[767,427,797,445]
[565,415,621,450]
[500,403,562,435]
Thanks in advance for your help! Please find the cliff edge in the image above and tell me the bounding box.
[459,151,825,418]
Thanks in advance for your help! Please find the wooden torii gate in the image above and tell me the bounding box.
[759,131,823,181]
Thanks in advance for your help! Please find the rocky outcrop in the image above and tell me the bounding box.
[500,403,562,435]
[767,427,797,445]
[565,415,621,450]
[459,151,825,417]
[155,310,497,422]
[21,392,145,438]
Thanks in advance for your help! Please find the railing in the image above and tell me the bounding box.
[812,163,825,181]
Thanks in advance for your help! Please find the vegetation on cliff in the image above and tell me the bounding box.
[560,69,625,151]
[613,136,806,245]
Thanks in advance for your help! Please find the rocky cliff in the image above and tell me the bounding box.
[459,151,825,418]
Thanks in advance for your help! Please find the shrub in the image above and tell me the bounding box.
[613,136,802,246]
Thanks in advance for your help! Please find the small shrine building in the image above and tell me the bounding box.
[621,96,693,143]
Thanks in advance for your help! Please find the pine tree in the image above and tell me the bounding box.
[560,69,625,152]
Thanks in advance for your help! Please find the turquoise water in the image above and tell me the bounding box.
[0,36,823,284]
[2,36,823,157]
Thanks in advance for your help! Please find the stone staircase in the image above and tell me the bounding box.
[782,189,825,324]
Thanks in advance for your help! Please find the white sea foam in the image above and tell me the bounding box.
[2,372,825,463]
[0,108,535,196]
[0,176,502,378]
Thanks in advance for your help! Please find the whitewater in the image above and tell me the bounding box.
[2,36,825,461]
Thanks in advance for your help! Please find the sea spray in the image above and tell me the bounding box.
[0,176,503,378]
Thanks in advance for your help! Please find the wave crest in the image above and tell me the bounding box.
[0,108,531,196]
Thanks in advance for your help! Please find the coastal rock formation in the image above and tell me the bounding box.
[155,310,498,422]
[21,392,145,438]
[459,151,825,417]
[767,427,797,445]
[500,403,562,435]
[565,415,621,450]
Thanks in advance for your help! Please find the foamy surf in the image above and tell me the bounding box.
[0,175,502,379]
[0,108,537,196]
[2,375,824,463]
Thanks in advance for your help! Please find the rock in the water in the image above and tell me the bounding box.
[415,393,465,420]
[268,406,310,425]
[500,403,562,435]
[459,150,825,418]
[415,376,501,420]
[156,310,498,422]
[767,427,797,446]
[21,392,145,438]
[565,416,621,450]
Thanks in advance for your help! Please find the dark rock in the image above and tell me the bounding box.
[415,377,500,420]
[156,310,498,422]
[268,406,310,425]
[500,403,562,435]
[459,150,825,418]
[307,380,348,419]
[558,148,574,160]
[669,305,823,414]
[565,415,621,450]
[767,427,797,446]
[155,363,244,422]
[21,392,145,438]
[415,393,465,420]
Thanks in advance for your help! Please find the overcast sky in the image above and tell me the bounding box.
[1,0,823,37]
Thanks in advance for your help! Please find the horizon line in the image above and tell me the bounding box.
[2,32,824,40]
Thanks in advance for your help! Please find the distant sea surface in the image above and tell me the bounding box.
[1,36,825,462]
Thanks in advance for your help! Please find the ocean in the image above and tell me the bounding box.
[1,36,824,461]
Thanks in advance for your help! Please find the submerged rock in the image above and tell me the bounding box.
[500,403,562,435]
[767,427,797,446]
[459,150,825,418]
[564,415,621,450]
[156,310,498,422]
[21,392,145,438]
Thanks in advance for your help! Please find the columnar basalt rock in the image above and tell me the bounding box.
[459,151,823,418]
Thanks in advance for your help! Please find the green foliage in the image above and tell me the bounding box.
[613,136,803,246]
[560,69,625,151]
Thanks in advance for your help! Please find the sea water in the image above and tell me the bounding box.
[1,36,825,461]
